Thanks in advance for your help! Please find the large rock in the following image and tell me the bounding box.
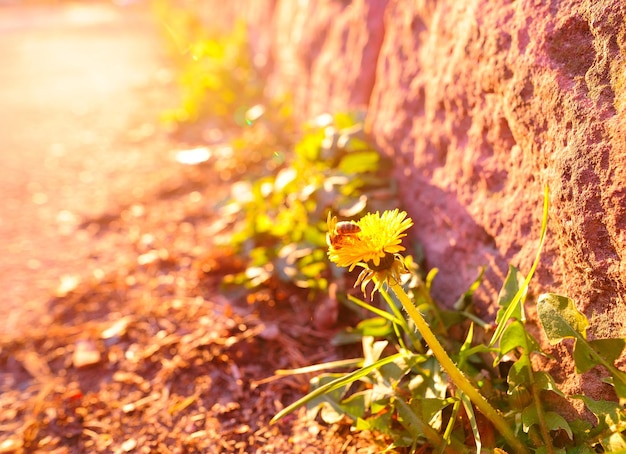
[201,0,626,406]
[267,0,625,331]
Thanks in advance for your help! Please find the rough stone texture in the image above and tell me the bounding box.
[201,0,626,407]
[269,0,388,115]
[367,0,626,331]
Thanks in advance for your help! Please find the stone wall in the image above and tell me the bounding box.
[199,0,626,361]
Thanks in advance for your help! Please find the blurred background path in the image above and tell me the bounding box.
[0,1,179,333]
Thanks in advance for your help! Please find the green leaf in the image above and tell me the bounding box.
[573,338,626,374]
[508,356,532,389]
[537,293,588,344]
[533,371,565,397]
[337,391,367,420]
[573,395,626,434]
[425,268,438,291]
[459,391,482,453]
[274,357,363,376]
[604,432,626,451]
[347,294,404,325]
[499,320,533,357]
[305,373,350,422]
[489,186,550,347]
[521,407,573,439]
[354,317,393,338]
[418,398,456,428]
[613,372,626,400]
[271,351,410,423]
[355,411,393,435]
[495,265,525,323]
[378,355,422,384]
[393,397,445,448]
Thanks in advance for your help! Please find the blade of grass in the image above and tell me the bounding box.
[489,185,549,347]
[275,357,364,375]
[271,351,410,424]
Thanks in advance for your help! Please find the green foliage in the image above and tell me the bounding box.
[273,189,626,453]
[153,0,264,127]
[537,293,626,402]
[223,112,398,293]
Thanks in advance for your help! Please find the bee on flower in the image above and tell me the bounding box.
[326,218,361,250]
[326,209,414,296]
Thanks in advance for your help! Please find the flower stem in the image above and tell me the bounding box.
[388,280,528,454]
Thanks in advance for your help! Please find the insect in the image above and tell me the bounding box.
[328,220,361,249]
[334,221,361,236]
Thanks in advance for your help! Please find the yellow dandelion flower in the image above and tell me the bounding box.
[327,209,413,296]
[327,209,413,270]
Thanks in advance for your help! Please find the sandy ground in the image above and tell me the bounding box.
[0,5,386,452]
[0,1,179,335]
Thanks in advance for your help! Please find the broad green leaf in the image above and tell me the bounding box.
[370,396,390,415]
[573,338,626,373]
[573,395,626,434]
[320,391,361,424]
[537,293,588,344]
[604,432,626,451]
[521,407,573,439]
[508,356,532,389]
[353,317,394,338]
[543,412,573,439]
[338,391,367,420]
[355,411,393,435]
[534,371,565,397]
[495,265,525,323]
[499,320,529,357]
[378,355,422,384]
[495,319,541,368]
[417,397,456,428]
[508,385,532,410]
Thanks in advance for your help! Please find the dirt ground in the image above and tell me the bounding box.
[0,2,386,452]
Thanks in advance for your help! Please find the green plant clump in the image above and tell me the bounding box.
[272,189,626,453]
[223,112,400,295]
[153,0,264,127]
